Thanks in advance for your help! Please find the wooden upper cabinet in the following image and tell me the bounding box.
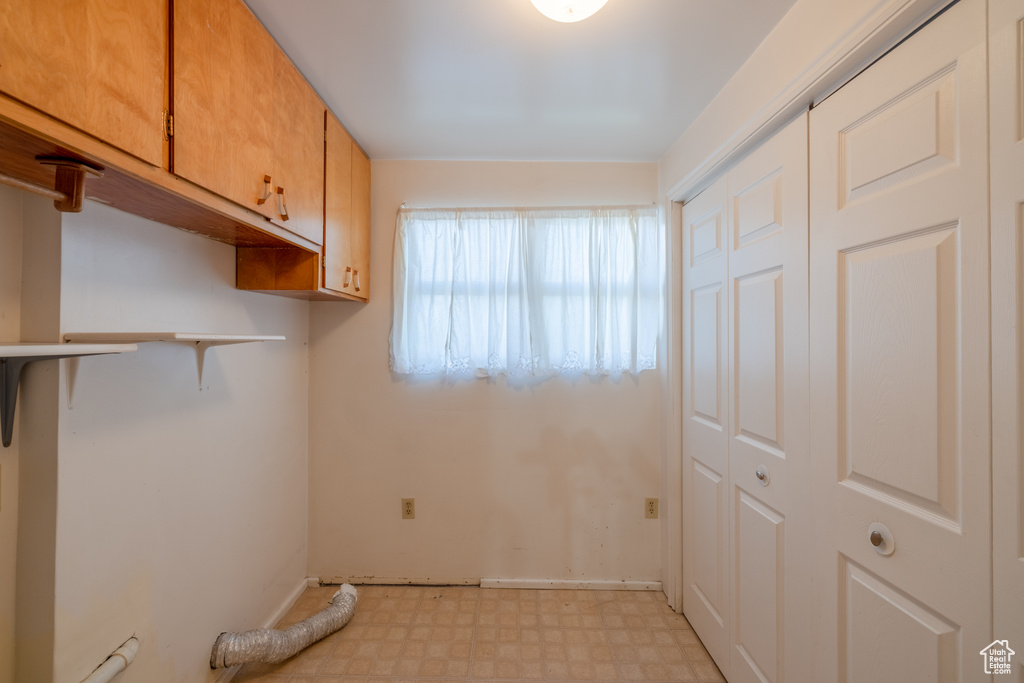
[270,49,325,245]
[0,0,168,167]
[324,112,370,300]
[173,0,323,245]
[351,143,371,299]
[324,112,353,294]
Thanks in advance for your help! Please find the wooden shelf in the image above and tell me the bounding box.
[236,247,365,301]
[63,333,285,389]
[1,342,137,448]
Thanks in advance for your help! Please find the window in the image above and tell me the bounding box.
[390,205,660,377]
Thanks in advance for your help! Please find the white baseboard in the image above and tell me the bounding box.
[262,577,315,629]
[325,576,480,586]
[480,578,662,591]
[216,665,241,682]
[320,576,663,592]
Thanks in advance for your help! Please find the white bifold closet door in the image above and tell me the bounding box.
[990,0,1024,675]
[809,0,992,681]
[681,112,811,683]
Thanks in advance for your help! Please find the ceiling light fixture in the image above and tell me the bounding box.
[530,0,609,23]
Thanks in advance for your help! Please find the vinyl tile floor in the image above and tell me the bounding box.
[234,585,726,683]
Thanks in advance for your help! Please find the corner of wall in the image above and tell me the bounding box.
[0,185,24,683]
[13,194,63,683]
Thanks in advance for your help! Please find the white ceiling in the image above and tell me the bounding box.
[244,0,797,162]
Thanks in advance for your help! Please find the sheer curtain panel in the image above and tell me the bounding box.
[390,206,660,378]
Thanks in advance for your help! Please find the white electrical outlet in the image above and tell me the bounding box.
[645,497,658,519]
[402,498,415,519]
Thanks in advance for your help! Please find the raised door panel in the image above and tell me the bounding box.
[843,561,959,683]
[809,1,991,680]
[173,0,275,222]
[990,0,1024,675]
[733,268,783,452]
[733,491,784,683]
[0,0,167,166]
[691,460,728,628]
[681,176,730,676]
[692,284,723,425]
[268,49,324,245]
[841,229,958,520]
[840,70,957,208]
[350,144,371,299]
[727,113,810,683]
[324,112,353,293]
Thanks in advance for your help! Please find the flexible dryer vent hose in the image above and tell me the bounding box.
[210,584,357,669]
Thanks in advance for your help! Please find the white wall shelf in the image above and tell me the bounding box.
[62,333,286,389]
[0,342,137,448]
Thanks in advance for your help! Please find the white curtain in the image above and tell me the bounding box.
[390,205,660,377]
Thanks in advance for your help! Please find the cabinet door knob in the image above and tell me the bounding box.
[353,269,361,292]
[256,175,273,205]
[343,266,352,288]
[275,186,289,221]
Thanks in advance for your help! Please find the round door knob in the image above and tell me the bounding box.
[755,466,769,486]
[868,522,895,556]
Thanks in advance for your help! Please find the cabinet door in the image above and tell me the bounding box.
[0,0,167,166]
[269,49,324,244]
[324,112,353,293]
[173,0,275,222]
[324,113,370,300]
[350,144,371,299]
[809,0,991,680]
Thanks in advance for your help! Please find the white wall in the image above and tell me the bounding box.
[6,197,311,683]
[0,184,23,683]
[308,161,664,585]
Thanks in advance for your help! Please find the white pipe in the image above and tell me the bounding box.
[80,637,139,683]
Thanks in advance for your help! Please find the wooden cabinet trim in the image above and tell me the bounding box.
[0,94,320,252]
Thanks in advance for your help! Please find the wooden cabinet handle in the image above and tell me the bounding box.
[343,266,352,288]
[275,186,289,221]
[256,174,273,205]
[353,269,361,292]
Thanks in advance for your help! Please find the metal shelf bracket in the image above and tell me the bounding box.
[1,344,136,448]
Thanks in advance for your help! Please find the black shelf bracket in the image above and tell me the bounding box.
[1,350,130,448]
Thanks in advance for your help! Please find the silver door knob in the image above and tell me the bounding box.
[755,466,769,486]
